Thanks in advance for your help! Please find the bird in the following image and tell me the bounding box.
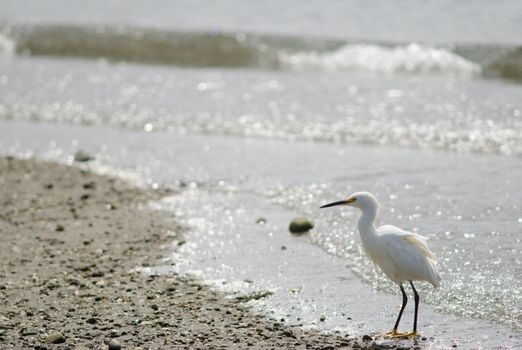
[320,191,441,338]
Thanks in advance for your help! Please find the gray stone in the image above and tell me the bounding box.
[74,150,94,162]
[234,291,274,303]
[45,331,65,344]
[107,340,121,350]
[288,217,313,234]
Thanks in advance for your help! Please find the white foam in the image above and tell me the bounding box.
[0,33,16,55]
[279,43,481,77]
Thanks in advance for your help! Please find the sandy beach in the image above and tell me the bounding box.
[0,156,379,349]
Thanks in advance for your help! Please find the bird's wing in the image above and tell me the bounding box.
[401,235,437,261]
[378,225,435,260]
[378,226,441,286]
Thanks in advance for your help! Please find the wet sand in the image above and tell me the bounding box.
[0,156,378,349]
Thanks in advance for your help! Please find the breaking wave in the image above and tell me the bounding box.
[279,43,481,76]
[0,33,15,55]
[1,23,522,80]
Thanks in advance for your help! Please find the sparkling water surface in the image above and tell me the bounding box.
[1,57,521,155]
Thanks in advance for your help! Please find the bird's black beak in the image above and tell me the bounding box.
[320,200,348,209]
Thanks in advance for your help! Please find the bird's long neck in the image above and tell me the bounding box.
[357,205,378,243]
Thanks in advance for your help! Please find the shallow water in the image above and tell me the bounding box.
[1,121,521,349]
[1,1,521,348]
[1,56,521,156]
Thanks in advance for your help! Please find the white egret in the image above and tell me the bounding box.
[320,191,441,338]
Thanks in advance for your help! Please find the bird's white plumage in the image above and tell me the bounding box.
[320,191,441,335]
[338,191,441,288]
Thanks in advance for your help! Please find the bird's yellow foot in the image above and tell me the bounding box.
[386,330,410,338]
[376,330,420,339]
[374,330,406,339]
[402,331,420,339]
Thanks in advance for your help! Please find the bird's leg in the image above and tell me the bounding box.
[402,281,420,338]
[392,283,408,333]
[383,283,409,338]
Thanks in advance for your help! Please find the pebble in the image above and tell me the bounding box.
[83,181,96,189]
[45,331,66,344]
[288,217,314,234]
[362,334,373,342]
[74,150,94,162]
[90,271,105,278]
[280,330,296,339]
[234,291,274,303]
[107,340,122,350]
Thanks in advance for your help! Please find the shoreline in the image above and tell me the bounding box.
[0,156,373,349]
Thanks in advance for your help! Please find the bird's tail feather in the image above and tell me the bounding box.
[427,257,442,288]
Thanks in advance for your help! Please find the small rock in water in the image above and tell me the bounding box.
[107,340,122,350]
[234,290,274,303]
[362,334,373,342]
[45,331,65,344]
[74,150,94,162]
[256,217,267,225]
[288,217,313,234]
[55,224,65,232]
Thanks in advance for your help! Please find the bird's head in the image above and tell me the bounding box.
[320,191,380,212]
